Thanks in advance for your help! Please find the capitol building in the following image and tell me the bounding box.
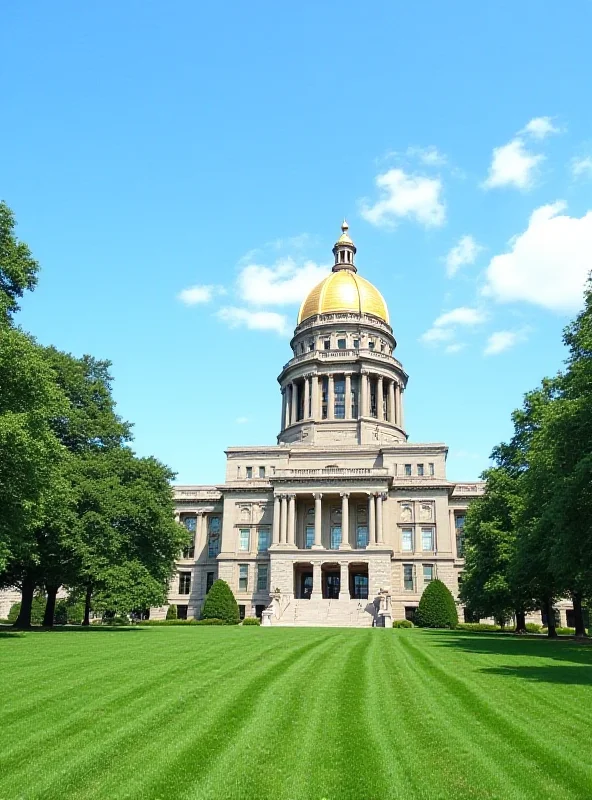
[161,222,485,626]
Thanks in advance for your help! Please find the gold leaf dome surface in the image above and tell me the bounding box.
[298,269,389,324]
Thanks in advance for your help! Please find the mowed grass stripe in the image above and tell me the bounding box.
[400,633,592,798]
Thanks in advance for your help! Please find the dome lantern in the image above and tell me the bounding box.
[332,219,357,272]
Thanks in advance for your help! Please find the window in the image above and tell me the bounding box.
[239,528,250,551]
[330,526,341,550]
[259,466,265,478]
[305,525,314,549]
[423,564,434,584]
[405,606,417,622]
[368,340,375,350]
[321,376,328,419]
[324,339,330,350]
[337,337,346,349]
[238,604,246,620]
[353,338,360,349]
[308,341,314,351]
[455,514,466,529]
[176,604,188,620]
[417,464,424,476]
[429,463,435,476]
[403,565,414,591]
[334,377,345,419]
[421,527,435,551]
[238,564,248,591]
[380,341,386,352]
[178,572,191,595]
[356,525,368,548]
[455,514,465,557]
[257,528,270,552]
[401,528,413,552]
[182,542,195,559]
[257,564,269,592]
[206,571,215,593]
[246,466,253,479]
[183,517,196,532]
[404,464,412,477]
[208,516,221,558]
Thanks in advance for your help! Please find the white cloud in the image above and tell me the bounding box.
[237,258,329,306]
[445,235,483,277]
[483,138,544,190]
[177,284,224,305]
[361,168,446,228]
[235,416,249,424]
[571,156,592,180]
[445,343,466,354]
[216,307,290,336]
[483,202,592,313]
[406,146,447,166]
[420,306,486,347]
[484,330,521,356]
[521,116,560,139]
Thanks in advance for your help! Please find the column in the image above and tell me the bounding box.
[281,388,287,431]
[174,512,181,524]
[272,495,281,545]
[311,561,322,600]
[339,561,350,600]
[361,372,368,417]
[195,512,204,557]
[280,494,288,545]
[376,493,385,545]
[344,373,352,419]
[303,376,310,420]
[287,493,296,546]
[311,374,319,419]
[450,508,456,557]
[339,492,351,549]
[327,374,335,420]
[368,492,376,546]
[388,380,395,423]
[313,492,323,549]
[395,382,401,426]
[377,376,384,420]
[290,382,298,425]
[400,387,405,429]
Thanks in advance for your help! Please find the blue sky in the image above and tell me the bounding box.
[3,1,592,484]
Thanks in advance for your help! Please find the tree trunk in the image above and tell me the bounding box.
[14,574,35,629]
[515,609,527,634]
[572,592,587,637]
[82,584,92,626]
[544,597,557,638]
[42,585,59,627]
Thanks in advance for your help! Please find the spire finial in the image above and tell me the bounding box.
[341,218,349,233]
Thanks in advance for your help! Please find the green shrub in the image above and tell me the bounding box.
[242,617,261,626]
[393,619,413,628]
[201,580,240,625]
[140,619,199,626]
[195,618,226,625]
[415,580,458,629]
[525,622,542,633]
[7,595,47,625]
[456,622,501,632]
[166,604,178,620]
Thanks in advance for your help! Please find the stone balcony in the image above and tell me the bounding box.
[274,466,389,477]
[281,347,404,372]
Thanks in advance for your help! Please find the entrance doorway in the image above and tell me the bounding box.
[293,563,313,599]
[322,564,340,599]
[349,564,369,599]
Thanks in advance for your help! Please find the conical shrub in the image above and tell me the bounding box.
[201,579,240,625]
[415,579,458,628]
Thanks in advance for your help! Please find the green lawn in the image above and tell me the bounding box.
[1,627,592,800]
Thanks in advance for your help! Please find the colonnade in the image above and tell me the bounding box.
[281,372,403,429]
[272,491,387,549]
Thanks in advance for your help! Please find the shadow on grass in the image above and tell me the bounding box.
[480,664,592,685]
[0,624,145,634]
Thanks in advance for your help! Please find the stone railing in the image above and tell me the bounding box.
[274,467,390,477]
[282,348,403,371]
[295,312,393,336]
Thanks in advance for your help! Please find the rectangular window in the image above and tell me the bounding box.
[455,514,466,529]
[178,572,191,595]
[353,338,360,349]
[401,528,413,552]
[423,564,434,584]
[368,340,375,350]
[258,466,265,478]
[334,377,345,419]
[429,462,435,476]
[208,516,221,558]
[305,525,314,549]
[238,564,248,592]
[405,606,417,622]
[257,528,270,552]
[330,526,341,550]
[403,565,414,591]
[257,564,269,592]
[322,376,328,419]
[337,337,346,349]
[308,341,314,351]
[356,525,368,548]
[404,464,412,476]
[456,533,465,558]
[206,571,215,593]
[246,466,253,479]
[239,604,246,620]
[183,516,196,532]
[177,604,188,620]
[417,463,424,476]
[422,527,435,551]
[324,340,330,350]
[182,543,195,559]
[239,528,250,551]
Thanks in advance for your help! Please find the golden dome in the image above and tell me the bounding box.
[298,269,389,324]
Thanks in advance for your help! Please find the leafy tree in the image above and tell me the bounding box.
[0,201,39,325]
[7,594,47,625]
[201,579,239,625]
[415,579,458,629]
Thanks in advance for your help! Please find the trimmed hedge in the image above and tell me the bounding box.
[456,622,501,632]
[415,579,458,629]
[201,580,240,625]
[542,626,577,636]
[140,619,199,626]
[195,618,226,625]
[242,617,261,626]
[525,622,542,633]
[393,619,413,628]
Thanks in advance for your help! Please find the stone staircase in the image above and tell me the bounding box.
[274,598,377,627]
